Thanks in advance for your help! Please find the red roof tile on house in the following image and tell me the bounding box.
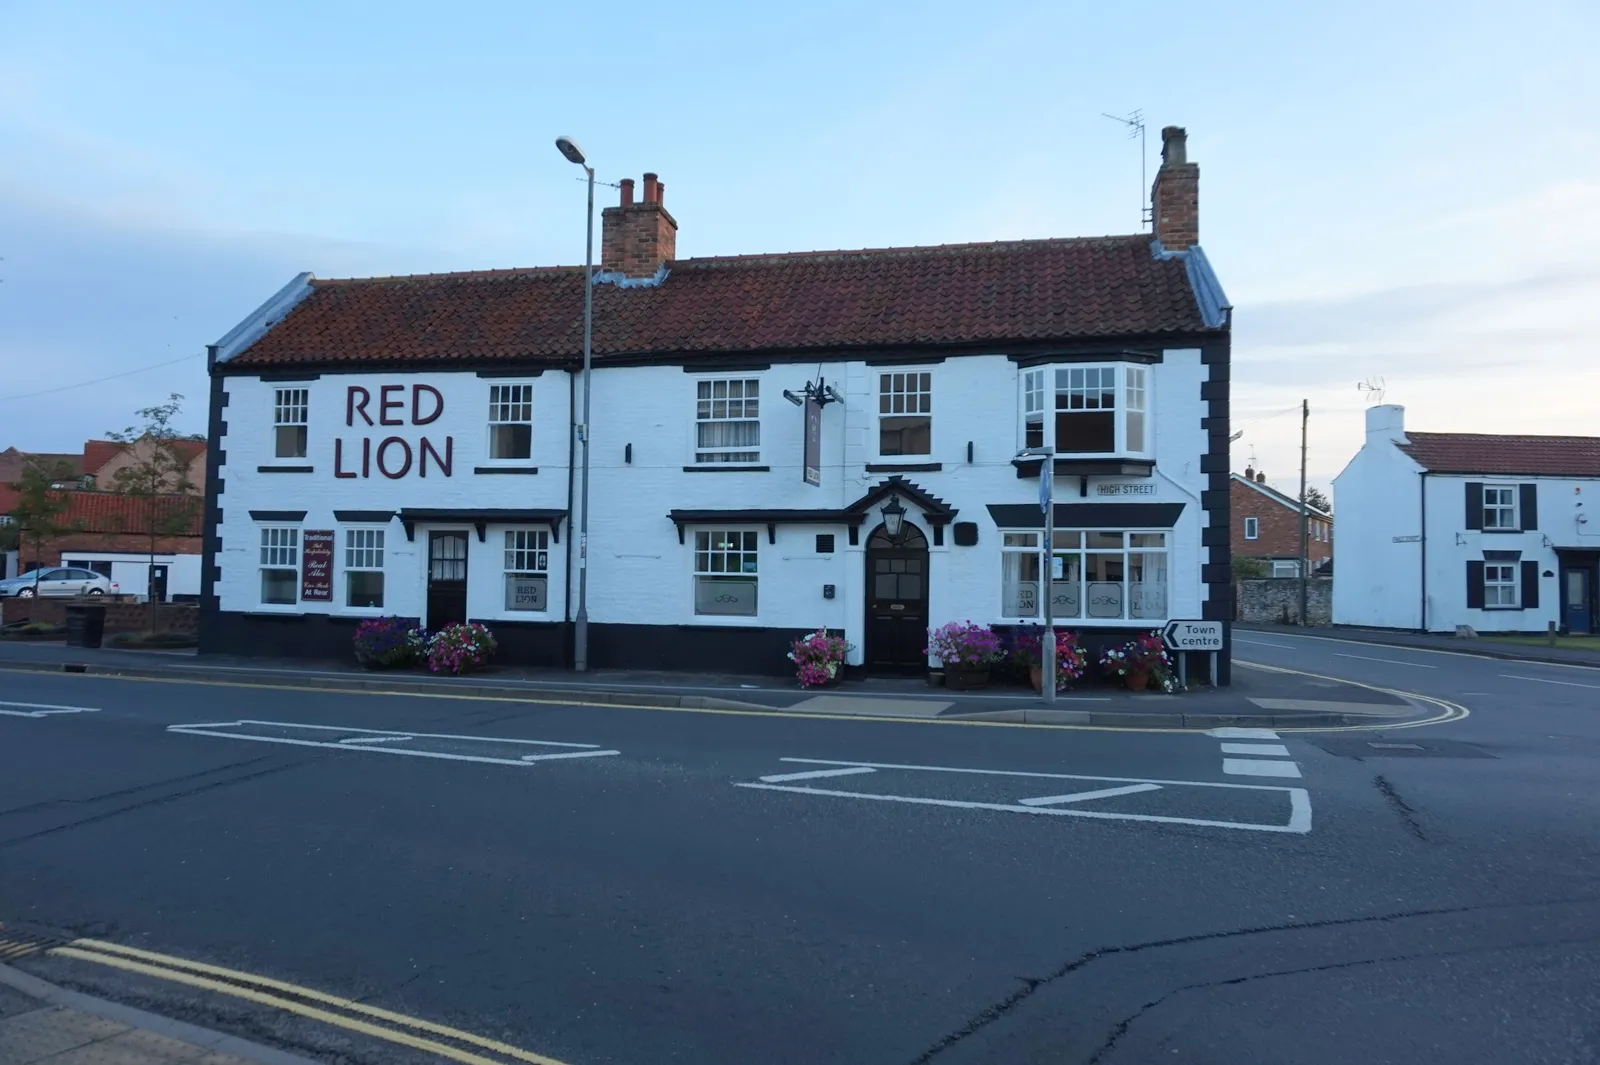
[226,235,1214,368]
[0,491,202,536]
[1396,433,1600,478]
[82,440,125,475]
[0,449,84,483]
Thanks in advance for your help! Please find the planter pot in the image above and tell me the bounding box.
[1124,670,1150,692]
[927,670,945,688]
[1028,663,1042,693]
[944,665,991,691]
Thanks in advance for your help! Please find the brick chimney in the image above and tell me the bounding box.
[601,172,677,279]
[1151,126,1199,249]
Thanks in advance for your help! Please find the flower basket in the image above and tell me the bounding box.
[788,628,853,689]
[1099,632,1175,692]
[925,621,1002,690]
[426,622,497,675]
[1008,626,1088,693]
[353,617,425,670]
[945,664,992,691]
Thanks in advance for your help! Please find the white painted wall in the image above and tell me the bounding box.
[1332,405,1424,628]
[216,352,1209,659]
[3,550,16,580]
[58,551,202,602]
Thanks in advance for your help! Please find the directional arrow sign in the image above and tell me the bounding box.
[1162,620,1224,652]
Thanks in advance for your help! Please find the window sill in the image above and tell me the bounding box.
[683,465,770,473]
[1480,529,1523,535]
[258,465,314,473]
[865,461,942,473]
[474,465,539,475]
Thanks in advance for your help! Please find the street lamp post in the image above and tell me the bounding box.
[1014,448,1056,705]
[556,136,595,672]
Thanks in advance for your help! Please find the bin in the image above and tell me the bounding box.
[64,603,106,649]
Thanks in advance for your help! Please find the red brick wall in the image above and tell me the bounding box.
[0,596,198,635]
[601,173,678,278]
[1151,127,1199,249]
[1232,478,1332,565]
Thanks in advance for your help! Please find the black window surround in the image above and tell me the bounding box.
[258,465,314,473]
[669,475,958,546]
[249,510,307,522]
[473,466,540,475]
[986,502,1186,529]
[396,507,567,544]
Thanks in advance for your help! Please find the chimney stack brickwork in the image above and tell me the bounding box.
[1151,126,1199,250]
[602,172,678,278]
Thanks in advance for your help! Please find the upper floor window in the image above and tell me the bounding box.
[1021,364,1151,456]
[695,379,760,464]
[1243,516,1259,540]
[878,372,931,456]
[488,384,534,460]
[1483,485,1518,530]
[274,389,308,459]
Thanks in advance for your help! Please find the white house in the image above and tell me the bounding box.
[200,128,1236,677]
[1334,404,1600,635]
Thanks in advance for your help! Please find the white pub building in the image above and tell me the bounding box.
[200,127,1235,679]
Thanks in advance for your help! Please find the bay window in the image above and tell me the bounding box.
[1019,364,1151,456]
[1000,530,1169,621]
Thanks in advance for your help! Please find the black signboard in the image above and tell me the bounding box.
[301,529,334,602]
[803,395,822,487]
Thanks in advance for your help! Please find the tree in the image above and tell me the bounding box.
[1303,486,1331,514]
[105,394,201,626]
[9,458,84,593]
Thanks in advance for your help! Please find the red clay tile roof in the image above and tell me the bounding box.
[0,449,84,483]
[0,490,201,536]
[1396,433,1600,477]
[82,440,125,474]
[227,235,1214,368]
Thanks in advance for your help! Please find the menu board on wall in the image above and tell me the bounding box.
[301,530,334,602]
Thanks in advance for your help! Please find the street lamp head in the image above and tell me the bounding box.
[880,495,907,542]
[555,136,588,166]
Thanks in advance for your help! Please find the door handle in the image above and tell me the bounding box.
[889,603,905,611]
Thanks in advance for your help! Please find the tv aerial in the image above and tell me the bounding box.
[1102,110,1150,229]
[1358,376,1386,404]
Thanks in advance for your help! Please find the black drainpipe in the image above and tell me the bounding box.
[562,368,577,666]
[1418,471,1429,632]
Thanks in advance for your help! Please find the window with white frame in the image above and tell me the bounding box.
[878,371,932,456]
[274,389,308,459]
[694,379,760,464]
[1483,485,1518,530]
[1243,516,1259,540]
[504,529,549,611]
[1271,559,1302,578]
[1019,364,1152,456]
[1483,562,1519,607]
[344,528,385,608]
[693,530,758,615]
[1000,530,1169,620]
[259,527,299,605]
[488,384,534,460]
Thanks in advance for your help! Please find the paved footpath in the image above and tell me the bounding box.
[0,957,315,1065]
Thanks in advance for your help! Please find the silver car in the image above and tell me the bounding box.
[0,568,119,598]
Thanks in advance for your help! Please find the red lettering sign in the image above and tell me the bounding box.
[332,384,454,479]
[413,385,444,425]
[379,385,405,426]
[347,386,373,426]
[376,437,413,478]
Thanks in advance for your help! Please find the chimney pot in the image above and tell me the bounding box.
[642,172,659,204]
[655,180,665,206]
[1256,472,1266,484]
[1244,466,1254,480]
[1160,126,1188,166]
[620,178,634,207]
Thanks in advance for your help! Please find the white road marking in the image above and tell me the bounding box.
[759,766,879,783]
[1233,638,1297,648]
[1223,758,1303,779]
[740,757,1311,834]
[0,701,100,717]
[337,734,416,745]
[1500,674,1600,690]
[1335,653,1437,669]
[1017,783,1162,806]
[1206,727,1280,739]
[1219,742,1291,757]
[167,719,619,767]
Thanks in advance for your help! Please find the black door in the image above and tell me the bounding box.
[1561,563,1595,634]
[427,531,469,630]
[866,523,930,672]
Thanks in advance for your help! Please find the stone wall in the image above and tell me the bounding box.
[1235,577,1332,626]
[1,596,199,635]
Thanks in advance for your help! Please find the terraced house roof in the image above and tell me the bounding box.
[1396,433,1600,478]
[223,234,1223,369]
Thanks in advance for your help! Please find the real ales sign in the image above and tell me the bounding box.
[300,530,334,602]
[803,394,822,487]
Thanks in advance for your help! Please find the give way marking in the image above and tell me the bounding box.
[167,719,619,767]
[0,700,100,718]
[740,757,1311,834]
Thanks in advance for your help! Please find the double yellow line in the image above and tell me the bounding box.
[40,938,572,1065]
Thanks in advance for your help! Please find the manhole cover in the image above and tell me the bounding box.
[1310,737,1495,760]
[1369,742,1424,750]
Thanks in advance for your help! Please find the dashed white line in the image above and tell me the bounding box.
[1223,758,1303,779]
[758,766,878,783]
[1335,653,1437,669]
[1017,783,1162,806]
[1219,742,1291,757]
[0,701,101,717]
[1499,674,1600,690]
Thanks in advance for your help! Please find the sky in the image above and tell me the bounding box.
[1,0,1595,495]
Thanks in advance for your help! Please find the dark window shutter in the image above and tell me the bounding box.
[1465,561,1485,609]
[1464,482,1484,531]
[1521,561,1539,609]
[1520,484,1538,531]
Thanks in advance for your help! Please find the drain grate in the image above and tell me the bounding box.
[0,925,68,962]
